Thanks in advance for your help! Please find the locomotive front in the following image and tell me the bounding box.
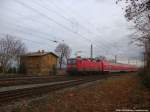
[67,58,77,74]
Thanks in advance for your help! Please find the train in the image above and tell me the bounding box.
[67,57,138,75]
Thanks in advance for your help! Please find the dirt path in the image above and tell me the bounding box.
[1,73,150,112]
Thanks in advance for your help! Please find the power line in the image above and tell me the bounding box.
[1,6,90,46]
[14,0,109,53]
[4,0,107,52]
[36,0,115,49]
[0,16,101,54]
[1,23,93,54]
[14,0,90,41]
[0,7,63,42]
[1,19,92,51]
[1,0,116,56]
[0,0,125,58]
[0,33,49,47]
[0,22,58,44]
[49,0,117,47]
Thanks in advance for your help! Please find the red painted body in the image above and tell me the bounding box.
[67,57,138,74]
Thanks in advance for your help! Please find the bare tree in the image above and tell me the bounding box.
[0,35,27,73]
[117,0,150,68]
[117,0,150,87]
[55,43,71,69]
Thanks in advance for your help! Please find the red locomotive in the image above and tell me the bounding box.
[67,57,138,75]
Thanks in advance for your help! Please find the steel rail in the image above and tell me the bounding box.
[0,75,74,87]
[0,75,108,105]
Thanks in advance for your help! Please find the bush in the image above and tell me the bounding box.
[12,67,17,73]
[18,64,26,74]
[139,69,150,88]
[7,67,17,74]
[7,68,13,73]
[0,67,2,73]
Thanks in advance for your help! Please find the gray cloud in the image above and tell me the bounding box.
[0,0,142,60]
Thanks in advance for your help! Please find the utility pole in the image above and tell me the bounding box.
[144,52,146,68]
[91,44,93,59]
[115,55,117,63]
[136,59,138,66]
[128,59,130,64]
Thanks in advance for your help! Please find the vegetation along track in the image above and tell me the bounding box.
[0,75,76,87]
[0,74,121,105]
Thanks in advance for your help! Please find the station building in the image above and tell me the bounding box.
[20,50,58,75]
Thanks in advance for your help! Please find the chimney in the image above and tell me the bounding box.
[41,50,44,53]
[38,50,41,53]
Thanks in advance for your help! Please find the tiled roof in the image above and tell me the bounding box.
[23,52,58,58]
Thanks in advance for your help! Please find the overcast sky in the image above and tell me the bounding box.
[0,0,142,60]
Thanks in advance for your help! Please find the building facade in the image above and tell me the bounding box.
[21,51,58,75]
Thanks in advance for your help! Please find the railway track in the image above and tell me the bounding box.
[0,74,110,87]
[0,75,110,105]
[0,75,65,80]
[0,75,76,87]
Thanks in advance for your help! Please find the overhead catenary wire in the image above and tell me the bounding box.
[14,0,90,41]
[47,0,117,47]
[49,0,128,57]
[0,22,93,54]
[14,0,110,53]
[0,22,58,44]
[0,18,96,57]
[33,0,115,50]
[2,0,109,52]
[35,0,121,58]
[0,7,89,46]
[0,8,62,42]
[0,0,112,56]
[0,0,136,59]
[0,20,91,51]
[0,32,49,48]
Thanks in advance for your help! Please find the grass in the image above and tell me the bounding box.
[1,73,150,112]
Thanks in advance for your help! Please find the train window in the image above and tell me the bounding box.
[67,59,76,64]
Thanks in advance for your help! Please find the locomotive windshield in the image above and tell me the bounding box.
[67,59,76,64]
